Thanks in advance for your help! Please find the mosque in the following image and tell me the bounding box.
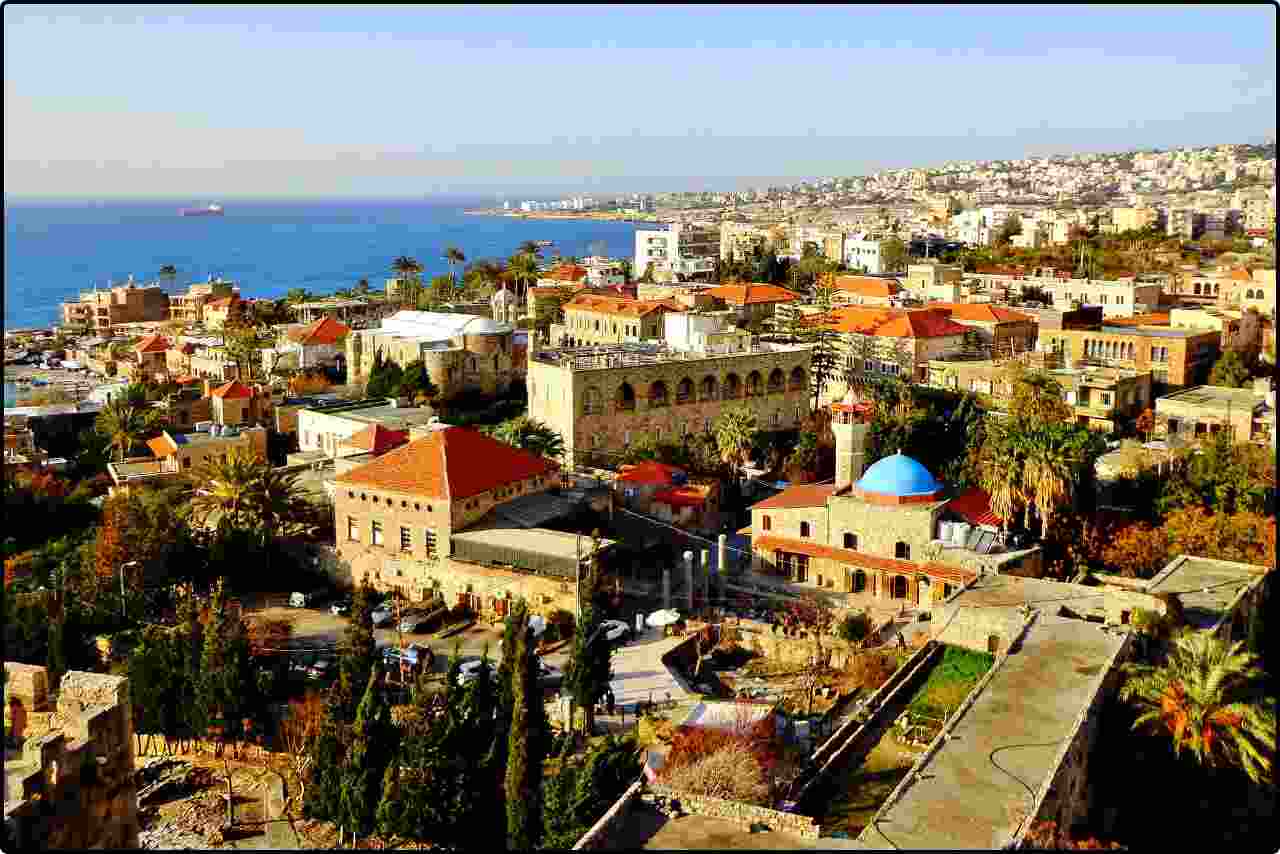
[746,391,1042,609]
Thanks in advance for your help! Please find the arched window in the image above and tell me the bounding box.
[895,541,911,560]
[676,377,694,404]
[724,373,741,399]
[799,521,811,538]
[649,380,669,407]
[701,375,718,400]
[746,371,763,397]
[583,387,602,415]
[773,410,782,427]
[768,368,785,393]
[852,569,867,593]
[843,532,858,550]
[618,382,636,411]
[1126,342,1135,360]
[891,575,909,599]
[789,366,806,391]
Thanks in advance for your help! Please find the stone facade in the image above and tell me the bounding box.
[556,297,676,346]
[644,784,821,840]
[4,667,139,850]
[527,344,812,468]
[1038,327,1220,388]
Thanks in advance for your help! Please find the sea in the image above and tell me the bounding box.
[4,197,645,407]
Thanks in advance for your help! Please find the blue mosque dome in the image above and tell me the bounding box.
[855,451,943,498]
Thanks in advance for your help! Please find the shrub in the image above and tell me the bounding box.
[846,652,898,691]
[837,611,872,643]
[664,743,770,805]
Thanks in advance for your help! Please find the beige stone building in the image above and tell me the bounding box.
[106,425,268,491]
[1155,384,1276,448]
[554,294,684,346]
[346,310,518,400]
[60,278,170,333]
[167,278,237,326]
[903,263,964,299]
[526,339,812,468]
[1038,325,1220,388]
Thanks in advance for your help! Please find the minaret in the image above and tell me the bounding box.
[831,388,870,490]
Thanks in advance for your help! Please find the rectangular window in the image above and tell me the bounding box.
[348,517,359,542]
[400,526,411,551]
[371,520,384,547]
[423,529,437,559]
[776,551,809,583]
[762,515,772,531]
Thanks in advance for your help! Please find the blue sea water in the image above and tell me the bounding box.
[3,198,645,330]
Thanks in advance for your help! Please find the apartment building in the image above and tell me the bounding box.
[167,278,237,326]
[60,278,170,333]
[719,221,773,261]
[526,337,812,468]
[704,283,801,331]
[1155,384,1275,449]
[928,304,1038,355]
[965,272,1161,318]
[1111,207,1160,233]
[903,263,964,301]
[634,222,720,282]
[843,238,887,273]
[952,209,990,245]
[553,294,683,346]
[1038,325,1220,388]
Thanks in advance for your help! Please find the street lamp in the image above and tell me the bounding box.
[120,560,140,621]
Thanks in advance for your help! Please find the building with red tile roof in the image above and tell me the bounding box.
[706,283,801,330]
[815,307,970,387]
[132,333,172,379]
[288,315,351,346]
[559,293,685,345]
[832,276,902,306]
[928,303,1038,355]
[612,461,720,534]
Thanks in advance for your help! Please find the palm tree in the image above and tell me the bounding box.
[1120,631,1275,785]
[490,417,565,462]
[978,426,1026,533]
[1020,427,1073,540]
[444,246,466,294]
[516,240,543,260]
[188,447,264,533]
[254,465,310,545]
[96,397,161,462]
[391,256,423,308]
[506,253,540,306]
[715,406,758,487]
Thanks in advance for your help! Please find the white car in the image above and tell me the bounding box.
[458,659,496,684]
[600,620,630,644]
[371,604,394,627]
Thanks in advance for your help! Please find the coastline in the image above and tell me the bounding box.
[463,209,665,224]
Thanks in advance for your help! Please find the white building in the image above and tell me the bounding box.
[953,209,990,246]
[844,237,886,274]
[634,223,720,283]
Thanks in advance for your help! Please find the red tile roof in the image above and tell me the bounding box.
[833,276,902,298]
[946,487,1004,529]
[210,380,252,399]
[341,424,408,455]
[335,426,558,500]
[706,283,801,305]
[563,293,683,317]
[616,461,684,485]
[546,264,588,282]
[931,303,1033,323]
[147,433,179,458]
[752,484,836,510]
[751,535,977,584]
[134,334,170,354]
[289,316,350,345]
[824,307,970,339]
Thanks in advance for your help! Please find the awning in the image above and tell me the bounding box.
[947,488,1003,529]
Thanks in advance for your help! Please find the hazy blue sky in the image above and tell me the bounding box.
[4,4,1275,197]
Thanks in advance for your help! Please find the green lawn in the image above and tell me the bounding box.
[905,646,994,723]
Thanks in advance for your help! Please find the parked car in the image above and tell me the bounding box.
[330,599,352,617]
[399,610,430,633]
[290,590,327,608]
[307,659,334,681]
[457,658,498,684]
[600,620,630,644]
[371,603,394,627]
[383,643,434,676]
[536,661,564,690]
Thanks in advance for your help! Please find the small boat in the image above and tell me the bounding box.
[534,240,553,248]
[180,203,224,217]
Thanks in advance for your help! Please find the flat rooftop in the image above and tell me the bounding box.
[1157,385,1261,411]
[1098,325,1208,338]
[339,406,440,430]
[855,617,1127,850]
[451,526,617,560]
[1145,555,1266,630]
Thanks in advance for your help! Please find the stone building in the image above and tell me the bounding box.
[1037,325,1220,388]
[332,424,561,601]
[1155,384,1276,448]
[928,303,1038,356]
[60,277,170,333]
[526,339,812,468]
[554,294,684,346]
[4,665,139,850]
[106,425,269,491]
[704,283,801,331]
[167,278,237,326]
[817,306,970,394]
[131,333,172,381]
[261,315,350,376]
[202,295,247,330]
[346,310,518,400]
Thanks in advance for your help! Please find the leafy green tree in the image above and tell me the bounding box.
[397,359,439,403]
[365,349,405,400]
[1208,350,1251,388]
[1120,631,1275,785]
[505,598,544,850]
[490,416,565,461]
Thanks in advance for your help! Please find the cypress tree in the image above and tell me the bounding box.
[340,669,395,841]
[338,575,377,722]
[197,578,231,744]
[504,598,544,850]
[303,706,345,824]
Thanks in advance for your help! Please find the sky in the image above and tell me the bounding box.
[4,4,1276,198]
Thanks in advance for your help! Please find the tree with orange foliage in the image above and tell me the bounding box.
[1163,506,1277,570]
[1101,522,1170,579]
[1135,407,1155,442]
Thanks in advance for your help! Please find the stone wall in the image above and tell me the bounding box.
[571,778,646,850]
[4,669,139,850]
[646,783,821,840]
[1012,632,1136,847]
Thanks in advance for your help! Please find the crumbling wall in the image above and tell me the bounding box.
[3,669,139,850]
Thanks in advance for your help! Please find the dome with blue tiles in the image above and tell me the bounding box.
[855,451,943,498]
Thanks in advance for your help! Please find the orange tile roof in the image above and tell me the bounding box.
[946,488,1003,529]
[752,484,836,510]
[289,315,351,345]
[335,426,558,500]
[824,307,970,339]
[546,264,588,282]
[705,283,801,305]
[752,534,978,584]
[563,293,683,318]
[135,334,171,354]
[341,424,408,455]
[833,276,902,298]
[931,303,1033,323]
[1229,267,1253,281]
[653,484,714,508]
[616,461,684,485]
[210,380,252,399]
[147,433,178,458]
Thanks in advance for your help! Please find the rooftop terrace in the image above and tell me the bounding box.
[1144,555,1267,631]
[530,341,810,370]
[1158,384,1263,412]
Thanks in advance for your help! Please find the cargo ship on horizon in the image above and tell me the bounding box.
[180,203,224,217]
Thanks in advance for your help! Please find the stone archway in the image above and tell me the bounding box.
[891,575,908,599]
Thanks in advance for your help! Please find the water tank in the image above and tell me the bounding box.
[938,521,954,543]
[952,522,971,546]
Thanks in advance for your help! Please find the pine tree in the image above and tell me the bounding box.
[504,598,544,850]
[303,706,346,825]
[338,575,378,723]
[175,587,206,747]
[808,274,839,411]
[566,593,614,738]
[341,670,395,841]
[197,578,232,747]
